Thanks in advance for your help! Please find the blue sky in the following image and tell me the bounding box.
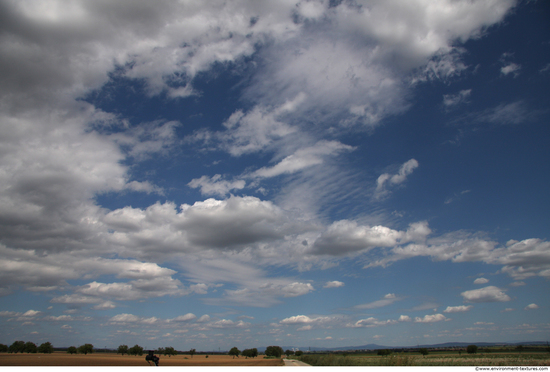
[0,0,549,351]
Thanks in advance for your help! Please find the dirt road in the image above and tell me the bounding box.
[283,358,311,366]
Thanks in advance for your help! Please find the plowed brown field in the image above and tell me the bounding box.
[0,352,284,366]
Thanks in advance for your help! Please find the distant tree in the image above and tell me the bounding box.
[295,350,303,357]
[516,345,524,353]
[265,346,283,358]
[24,342,37,353]
[229,347,240,358]
[67,346,78,354]
[156,347,165,356]
[242,348,258,359]
[419,348,429,356]
[189,348,196,358]
[128,344,144,356]
[38,342,54,354]
[117,344,128,355]
[466,345,478,354]
[9,341,25,353]
[164,346,177,357]
[0,344,8,352]
[285,349,294,357]
[78,344,94,355]
[377,349,392,356]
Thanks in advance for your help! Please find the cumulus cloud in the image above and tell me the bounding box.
[501,63,521,76]
[524,303,538,310]
[324,281,344,289]
[414,314,448,323]
[474,278,489,284]
[280,315,332,325]
[280,314,337,330]
[365,231,550,282]
[188,175,246,197]
[312,221,403,256]
[312,220,430,256]
[169,313,197,322]
[461,286,511,303]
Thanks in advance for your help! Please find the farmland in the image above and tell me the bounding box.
[0,352,284,366]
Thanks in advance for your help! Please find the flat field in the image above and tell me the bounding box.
[298,352,550,366]
[0,352,284,366]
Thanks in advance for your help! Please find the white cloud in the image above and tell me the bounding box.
[351,317,398,328]
[22,310,41,317]
[210,319,250,329]
[474,278,489,284]
[217,102,300,157]
[75,277,185,301]
[323,281,344,289]
[188,175,246,197]
[443,89,472,109]
[375,159,419,199]
[398,315,412,322]
[280,315,329,324]
[0,0,531,327]
[252,141,355,178]
[461,286,511,303]
[44,315,74,322]
[414,314,448,323]
[524,303,539,310]
[355,293,401,310]
[456,101,537,127]
[169,313,197,322]
[110,313,141,323]
[197,315,211,323]
[312,221,403,256]
[501,63,521,76]
[365,232,550,282]
[93,301,116,310]
[281,282,315,298]
[443,305,473,313]
[0,311,21,317]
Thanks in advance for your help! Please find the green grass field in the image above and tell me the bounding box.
[297,351,550,366]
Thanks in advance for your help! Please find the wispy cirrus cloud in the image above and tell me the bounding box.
[354,293,401,310]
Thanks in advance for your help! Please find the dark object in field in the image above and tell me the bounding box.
[146,350,160,366]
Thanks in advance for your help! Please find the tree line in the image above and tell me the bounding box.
[1,341,301,359]
[1,341,54,354]
[116,344,178,357]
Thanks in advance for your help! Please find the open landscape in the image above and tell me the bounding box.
[295,351,550,367]
[0,352,284,366]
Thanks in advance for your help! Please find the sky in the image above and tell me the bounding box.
[0,0,549,351]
